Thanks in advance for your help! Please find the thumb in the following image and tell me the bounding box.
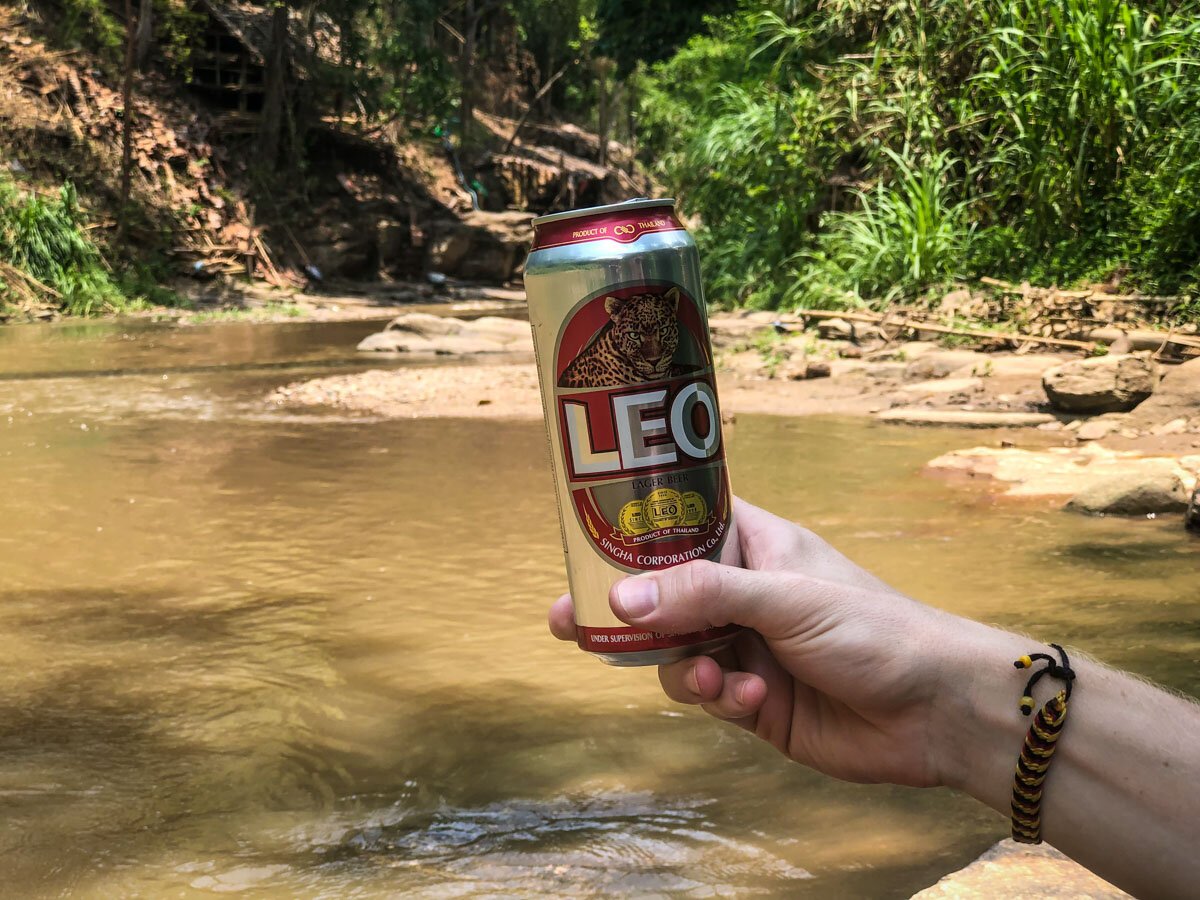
[609,560,803,640]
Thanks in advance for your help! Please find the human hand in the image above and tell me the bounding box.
[548,497,972,788]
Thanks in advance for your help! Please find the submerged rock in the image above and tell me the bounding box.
[1042,353,1158,413]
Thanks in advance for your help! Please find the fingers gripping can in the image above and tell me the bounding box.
[524,199,742,666]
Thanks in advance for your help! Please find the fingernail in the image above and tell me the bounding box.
[734,680,747,705]
[614,577,659,620]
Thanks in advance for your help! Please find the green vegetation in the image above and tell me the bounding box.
[637,0,1200,309]
[0,177,136,317]
[17,0,1200,318]
[183,302,306,323]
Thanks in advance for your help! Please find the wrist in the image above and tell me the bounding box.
[927,618,1033,801]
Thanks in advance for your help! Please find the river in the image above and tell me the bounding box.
[0,318,1195,898]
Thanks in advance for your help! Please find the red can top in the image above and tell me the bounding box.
[530,199,684,252]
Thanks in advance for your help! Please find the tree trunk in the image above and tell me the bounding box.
[594,57,615,168]
[597,72,608,168]
[118,0,135,236]
[627,78,637,175]
[134,0,153,68]
[459,0,477,149]
[259,3,288,165]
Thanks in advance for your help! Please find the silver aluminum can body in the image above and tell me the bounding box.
[524,199,741,666]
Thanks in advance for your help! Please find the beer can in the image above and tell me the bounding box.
[524,198,741,666]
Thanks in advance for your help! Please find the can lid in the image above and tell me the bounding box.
[532,198,675,228]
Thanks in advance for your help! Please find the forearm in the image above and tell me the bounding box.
[935,620,1200,900]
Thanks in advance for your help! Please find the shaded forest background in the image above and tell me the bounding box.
[2,0,1199,317]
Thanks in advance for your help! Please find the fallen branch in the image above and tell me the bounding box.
[795,308,1096,350]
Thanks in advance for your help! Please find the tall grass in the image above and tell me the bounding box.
[801,151,976,305]
[637,0,1200,308]
[0,179,126,316]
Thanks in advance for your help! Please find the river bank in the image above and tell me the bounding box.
[269,309,1200,520]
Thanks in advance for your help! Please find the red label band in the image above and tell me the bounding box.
[577,624,739,654]
[532,208,685,251]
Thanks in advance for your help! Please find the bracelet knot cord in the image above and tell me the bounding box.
[1010,643,1075,844]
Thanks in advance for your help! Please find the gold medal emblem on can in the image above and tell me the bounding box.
[618,500,651,536]
[680,491,708,526]
[642,488,685,529]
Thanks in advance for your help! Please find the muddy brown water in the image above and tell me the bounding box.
[0,319,1195,898]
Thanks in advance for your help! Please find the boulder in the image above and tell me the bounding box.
[385,312,465,337]
[376,218,409,266]
[357,331,439,353]
[870,341,938,362]
[312,237,373,278]
[1075,417,1121,441]
[777,356,810,381]
[359,313,532,354]
[905,350,991,380]
[427,230,471,273]
[816,318,853,340]
[460,316,533,349]
[1042,353,1158,413]
[911,839,1129,900]
[425,210,532,283]
[1124,356,1200,428]
[1065,465,1189,516]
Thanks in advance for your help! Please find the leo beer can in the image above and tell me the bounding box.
[524,198,742,666]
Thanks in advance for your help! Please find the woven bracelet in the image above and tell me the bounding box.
[1010,643,1076,844]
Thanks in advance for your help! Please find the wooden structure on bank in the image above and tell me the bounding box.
[186,0,336,111]
[189,0,266,109]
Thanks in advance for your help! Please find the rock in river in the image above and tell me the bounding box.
[1042,353,1158,413]
[358,313,533,355]
[1124,356,1200,429]
[1064,464,1190,516]
[912,839,1130,899]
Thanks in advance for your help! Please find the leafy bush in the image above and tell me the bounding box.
[0,179,126,316]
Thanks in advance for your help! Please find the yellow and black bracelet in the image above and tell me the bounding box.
[1010,643,1076,844]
